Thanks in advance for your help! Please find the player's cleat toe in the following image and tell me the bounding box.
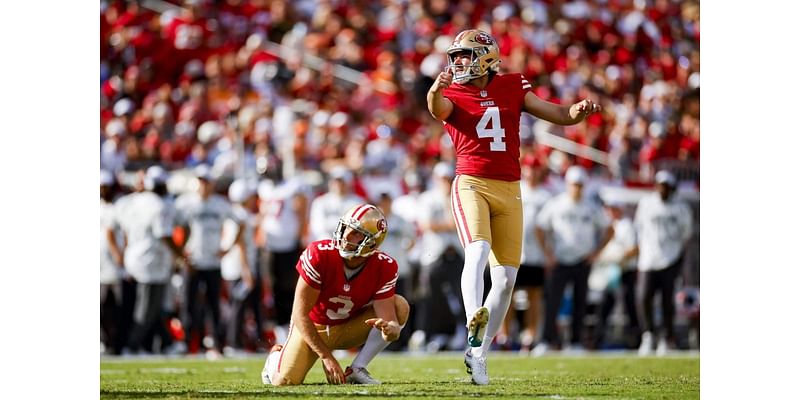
[464,348,489,385]
[467,307,489,347]
[345,366,381,384]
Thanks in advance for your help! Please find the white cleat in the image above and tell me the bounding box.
[464,348,489,385]
[261,344,283,385]
[531,342,549,358]
[656,337,668,357]
[345,366,381,384]
[467,307,490,347]
[639,331,654,357]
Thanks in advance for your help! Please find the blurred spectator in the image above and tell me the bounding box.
[258,176,309,335]
[112,167,182,354]
[589,200,640,350]
[634,171,693,356]
[175,165,234,355]
[533,166,613,356]
[100,170,125,355]
[221,179,262,354]
[101,119,128,174]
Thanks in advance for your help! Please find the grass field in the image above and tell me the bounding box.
[101,352,699,399]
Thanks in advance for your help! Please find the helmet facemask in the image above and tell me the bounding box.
[447,48,489,84]
[334,220,378,260]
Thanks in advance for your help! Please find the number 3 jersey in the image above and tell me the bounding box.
[442,72,534,182]
[296,239,399,326]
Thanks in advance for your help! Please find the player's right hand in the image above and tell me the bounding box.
[321,356,345,385]
[430,71,453,93]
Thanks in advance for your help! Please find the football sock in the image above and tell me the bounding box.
[474,265,518,358]
[461,240,491,321]
[351,323,405,369]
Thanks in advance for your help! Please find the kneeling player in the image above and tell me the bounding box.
[262,204,409,386]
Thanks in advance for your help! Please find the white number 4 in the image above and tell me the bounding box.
[476,106,506,152]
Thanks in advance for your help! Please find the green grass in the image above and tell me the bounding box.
[101,353,699,399]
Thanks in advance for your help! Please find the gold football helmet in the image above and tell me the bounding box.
[446,29,501,84]
[334,204,388,259]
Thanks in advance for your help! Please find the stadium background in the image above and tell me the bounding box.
[100,0,700,357]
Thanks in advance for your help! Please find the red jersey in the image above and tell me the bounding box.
[442,72,533,181]
[296,239,399,326]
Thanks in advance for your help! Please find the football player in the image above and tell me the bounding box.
[426,29,601,384]
[261,204,410,386]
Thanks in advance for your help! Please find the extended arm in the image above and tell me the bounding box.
[523,91,601,126]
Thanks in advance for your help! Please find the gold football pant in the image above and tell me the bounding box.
[450,174,523,267]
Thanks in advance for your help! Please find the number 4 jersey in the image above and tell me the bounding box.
[296,239,399,326]
[442,72,533,182]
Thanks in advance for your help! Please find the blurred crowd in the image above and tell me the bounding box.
[100,0,700,357]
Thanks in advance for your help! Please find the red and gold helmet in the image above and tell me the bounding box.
[334,204,388,259]
[446,29,501,84]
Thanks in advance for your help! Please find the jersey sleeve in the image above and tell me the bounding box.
[373,253,399,300]
[519,73,533,94]
[296,243,324,290]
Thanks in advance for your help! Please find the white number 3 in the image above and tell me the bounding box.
[476,106,506,152]
[326,296,354,320]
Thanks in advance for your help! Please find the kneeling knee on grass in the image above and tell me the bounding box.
[268,295,409,386]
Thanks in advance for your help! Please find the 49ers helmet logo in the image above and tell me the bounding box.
[474,32,493,45]
[377,218,386,233]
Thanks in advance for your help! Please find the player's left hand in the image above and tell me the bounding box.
[570,99,602,120]
[365,318,401,342]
